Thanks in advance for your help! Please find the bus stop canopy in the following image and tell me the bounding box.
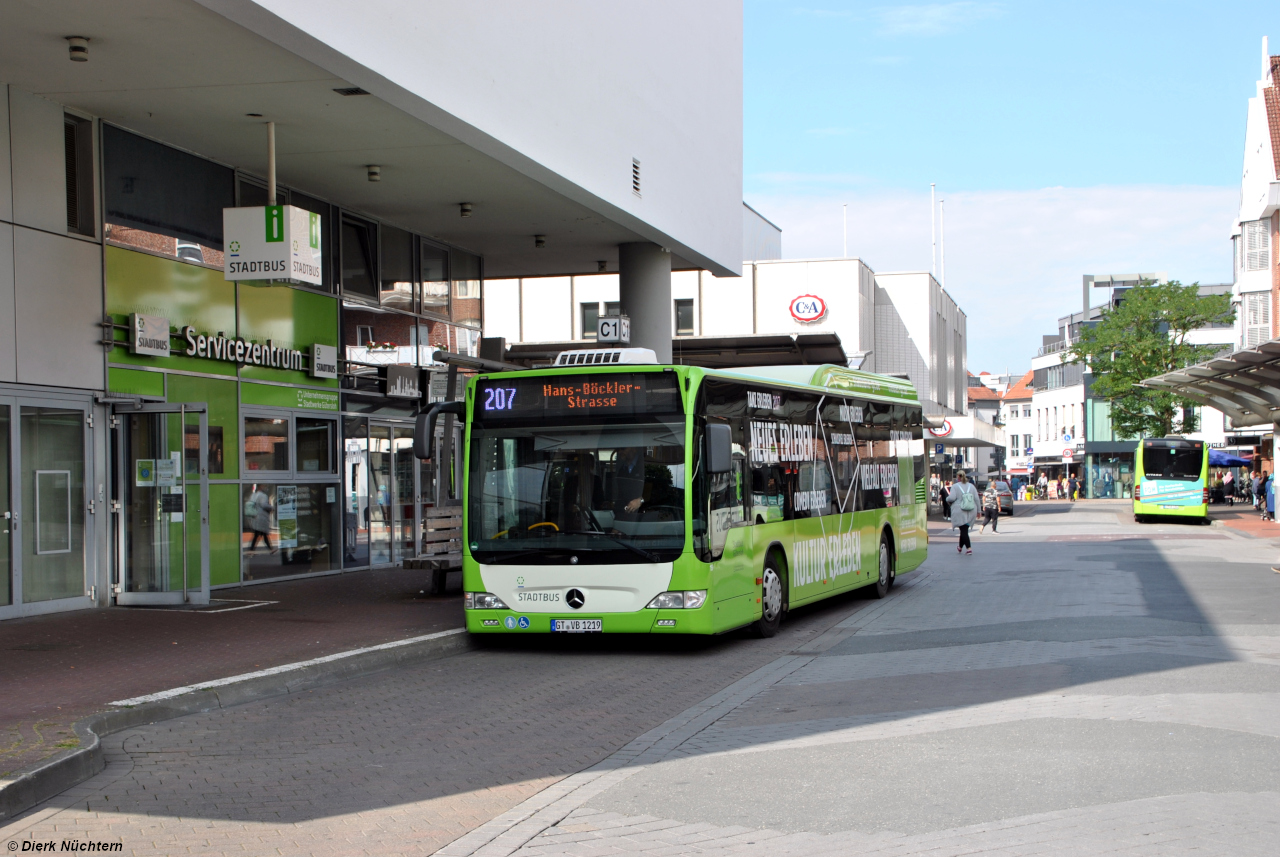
[1141,340,1280,428]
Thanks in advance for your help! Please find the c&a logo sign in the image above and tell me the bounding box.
[789,294,827,323]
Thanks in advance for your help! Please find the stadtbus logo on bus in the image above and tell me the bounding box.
[789,294,827,323]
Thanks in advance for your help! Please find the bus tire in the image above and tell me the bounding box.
[752,553,785,638]
[870,535,892,599]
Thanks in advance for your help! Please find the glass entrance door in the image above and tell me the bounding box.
[0,396,94,620]
[114,403,210,605]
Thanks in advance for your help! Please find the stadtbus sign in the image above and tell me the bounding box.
[223,205,323,285]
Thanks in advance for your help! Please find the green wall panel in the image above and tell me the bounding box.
[166,374,240,480]
[108,367,165,397]
[238,285,340,387]
[209,483,242,586]
[105,246,237,376]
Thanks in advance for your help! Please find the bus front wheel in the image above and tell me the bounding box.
[752,555,785,638]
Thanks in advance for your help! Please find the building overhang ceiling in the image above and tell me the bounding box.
[0,0,711,278]
[1142,340,1280,428]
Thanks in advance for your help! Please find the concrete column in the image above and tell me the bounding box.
[618,242,671,363]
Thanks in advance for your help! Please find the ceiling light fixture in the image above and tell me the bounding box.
[66,36,89,62]
[460,203,473,218]
[367,165,381,182]
[246,113,263,118]
[597,261,607,272]
[534,235,546,249]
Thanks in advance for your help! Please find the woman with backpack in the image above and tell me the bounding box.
[947,470,979,554]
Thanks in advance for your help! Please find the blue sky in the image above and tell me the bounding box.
[743,1,1280,372]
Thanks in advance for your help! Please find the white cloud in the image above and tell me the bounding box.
[877,2,1003,37]
[744,184,1238,373]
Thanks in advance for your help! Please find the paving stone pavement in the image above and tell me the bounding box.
[4,505,1280,855]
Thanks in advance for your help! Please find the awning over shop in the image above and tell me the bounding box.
[1142,340,1280,427]
[925,415,1006,449]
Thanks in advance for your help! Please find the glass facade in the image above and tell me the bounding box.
[96,122,485,594]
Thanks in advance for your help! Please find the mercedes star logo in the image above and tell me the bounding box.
[566,588,585,610]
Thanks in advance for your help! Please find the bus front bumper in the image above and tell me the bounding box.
[465,605,719,634]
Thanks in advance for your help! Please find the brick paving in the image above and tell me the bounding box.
[0,567,462,775]
[5,505,1280,855]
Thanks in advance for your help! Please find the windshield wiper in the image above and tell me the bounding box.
[557,531,662,563]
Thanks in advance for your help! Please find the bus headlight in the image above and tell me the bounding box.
[465,592,509,610]
[646,590,707,609]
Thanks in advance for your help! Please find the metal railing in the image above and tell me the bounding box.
[1036,339,1073,357]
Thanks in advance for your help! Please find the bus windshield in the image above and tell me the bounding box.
[1142,445,1204,480]
[468,418,686,564]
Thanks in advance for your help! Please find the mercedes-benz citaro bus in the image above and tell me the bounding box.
[415,348,929,637]
[1133,436,1209,523]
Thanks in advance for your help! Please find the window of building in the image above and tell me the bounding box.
[356,325,374,347]
[1245,220,1271,272]
[103,124,234,265]
[581,302,600,339]
[605,301,621,316]
[244,417,290,472]
[1245,292,1271,347]
[296,418,336,473]
[450,249,482,328]
[420,240,449,316]
[341,216,378,299]
[1023,406,1031,418]
[380,225,414,311]
[675,299,695,336]
[64,114,94,237]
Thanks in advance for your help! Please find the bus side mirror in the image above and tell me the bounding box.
[707,423,733,474]
[414,401,465,460]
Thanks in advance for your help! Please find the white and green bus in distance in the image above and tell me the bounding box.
[419,353,929,636]
[1133,436,1209,523]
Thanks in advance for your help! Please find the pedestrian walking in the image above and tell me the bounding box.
[947,470,979,554]
[1068,475,1079,502]
[1223,469,1235,506]
[1267,473,1275,523]
[980,481,1000,534]
[246,484,275,552]
[1253,470,1263,511]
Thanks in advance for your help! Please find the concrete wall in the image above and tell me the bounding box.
[1,86,105,391]
[876,272,967,416]
[204,0,744,274]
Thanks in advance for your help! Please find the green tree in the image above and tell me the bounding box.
[1069,280,1234,438]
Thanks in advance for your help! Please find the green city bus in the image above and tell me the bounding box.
[1133,436,1209,523]
[419,354,929,636]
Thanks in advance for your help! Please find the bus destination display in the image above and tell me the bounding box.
[475,373,680,421]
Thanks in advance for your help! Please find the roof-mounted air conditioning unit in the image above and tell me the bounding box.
[553,347,658,367]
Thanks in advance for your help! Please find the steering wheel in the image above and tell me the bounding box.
[492,521,560,539]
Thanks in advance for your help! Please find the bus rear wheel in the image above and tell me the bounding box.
[870,535,892,599]
[752,555,785,638]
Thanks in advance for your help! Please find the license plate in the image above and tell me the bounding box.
[551,618,602,633]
